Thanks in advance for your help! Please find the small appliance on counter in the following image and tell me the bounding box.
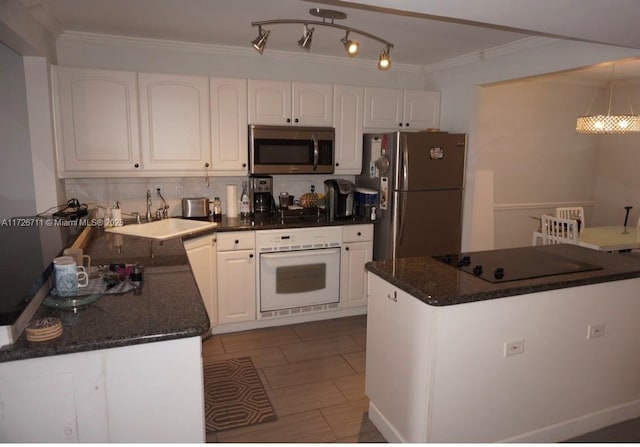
[324,179,355,220]
[249,175,276,216]
[182,197,210,219]
[355,187,378,220]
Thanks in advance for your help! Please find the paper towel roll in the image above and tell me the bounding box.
[226,184,238,218]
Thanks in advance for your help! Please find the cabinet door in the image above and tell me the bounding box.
[292,82,333,126]
[55,66,141,173]
[184,234,218,329]
[403,90,440,130]
[340,241,372,308]
[217,249,256,324]
[138,73,211,171]
[363,87,403,129]
[333,85,364,174]
[248,79,291,125]
[210,77,248,174]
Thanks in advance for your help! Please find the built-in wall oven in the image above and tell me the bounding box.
[256,227,342,319]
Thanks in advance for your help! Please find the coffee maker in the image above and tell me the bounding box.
[324,179,355,220]
[249,175,276,216]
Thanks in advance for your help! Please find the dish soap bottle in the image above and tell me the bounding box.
[240,181,250,220]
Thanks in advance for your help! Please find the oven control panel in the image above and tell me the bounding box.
[256,227,342,251]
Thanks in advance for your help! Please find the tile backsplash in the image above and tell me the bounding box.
[65,174,354,218]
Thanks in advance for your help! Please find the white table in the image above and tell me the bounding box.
[578,226,640,252]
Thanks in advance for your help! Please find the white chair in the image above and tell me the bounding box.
[541,215,580,245]
[555,207,585,233]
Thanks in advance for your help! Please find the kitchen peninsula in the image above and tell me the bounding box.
[0,225,210,443]
[365,244,640,443]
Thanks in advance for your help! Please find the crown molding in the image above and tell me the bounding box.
[57,31,424,74]
[422,36,556,74]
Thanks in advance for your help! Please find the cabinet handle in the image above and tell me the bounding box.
[405,123,410,127]
[249,253,254,258]
[294,118,299,123]
[235,239,239,244]
[345,246,350,251]
[357,232,362,236]
[387,291,398,302]
[286,118,291,123]
[335,162,340,167]
[134,163,140,168]
[204,162,210,168]
[398,123,403,127]
[242,163,247,168]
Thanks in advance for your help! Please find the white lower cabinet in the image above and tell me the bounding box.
[0,337,205,442]
[341,224,373,308]
[183,233,218,329]
[216,232,256,324]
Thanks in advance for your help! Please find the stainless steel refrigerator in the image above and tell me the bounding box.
[356,131,467,260]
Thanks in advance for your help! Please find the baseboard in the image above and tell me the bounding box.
[500,399,640,443]
[368,401,405,443]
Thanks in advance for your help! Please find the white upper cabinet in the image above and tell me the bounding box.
[54,66,142,174]
[333,85,364,174]
[138,73,211,172]
[210,77,248,174]
[249,80,333,126]
[364,87,440,130]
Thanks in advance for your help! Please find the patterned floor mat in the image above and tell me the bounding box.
[204,357,277,432]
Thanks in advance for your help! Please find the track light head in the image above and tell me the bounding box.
[377,46,391,71]
[251,26,270,54]
[297,25,314,51]
[340,31,359,57]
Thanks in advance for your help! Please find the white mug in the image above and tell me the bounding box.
[53,256,89,297]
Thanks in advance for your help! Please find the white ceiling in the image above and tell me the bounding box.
[20,0,640,79]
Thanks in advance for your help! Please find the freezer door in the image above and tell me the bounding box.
[374,189,463,259]
[395,132,466,191]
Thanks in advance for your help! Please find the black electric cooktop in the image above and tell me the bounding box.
[434,245,603,283]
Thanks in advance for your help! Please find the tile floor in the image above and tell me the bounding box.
[202,315,640,443]
[202,315,385,443]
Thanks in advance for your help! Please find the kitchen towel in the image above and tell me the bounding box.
[226,184,238,218]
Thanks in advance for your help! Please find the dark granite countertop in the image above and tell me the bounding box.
[366,244,640,306]
[183,213,372,238]
[0,228,210,363]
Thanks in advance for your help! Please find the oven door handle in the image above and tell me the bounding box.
[260,247,340,259]
[312,133,319,171]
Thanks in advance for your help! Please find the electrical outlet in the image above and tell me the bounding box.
[504,339,524,357]
[587,323,605,339]
[176,185,184,199]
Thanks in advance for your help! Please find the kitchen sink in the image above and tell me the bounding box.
[104,218,217,241]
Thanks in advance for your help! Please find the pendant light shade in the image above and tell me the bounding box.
[576,64,640,135]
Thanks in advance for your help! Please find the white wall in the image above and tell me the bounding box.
[592,82,640,227]
[0,42,37,219]
[426,38,640,251]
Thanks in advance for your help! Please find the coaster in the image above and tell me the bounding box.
[25,317,63,342]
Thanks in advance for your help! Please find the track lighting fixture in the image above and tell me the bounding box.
[377,46,391,71]
[341,31,359,57]
[251,26,270,55]
[297,24,314,51]
[251,8,393,71]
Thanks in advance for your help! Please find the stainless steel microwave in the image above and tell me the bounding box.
[249,124,335,175]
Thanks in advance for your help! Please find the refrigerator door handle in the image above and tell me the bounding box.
[398,191,408,246]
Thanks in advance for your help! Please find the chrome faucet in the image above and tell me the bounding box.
[156,188,169,219]
[146,189,153,222]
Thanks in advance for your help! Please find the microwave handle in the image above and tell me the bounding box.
[312,133,318,171]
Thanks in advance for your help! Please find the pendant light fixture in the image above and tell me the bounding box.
[251,8,394,71]
[576,64,640,134]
